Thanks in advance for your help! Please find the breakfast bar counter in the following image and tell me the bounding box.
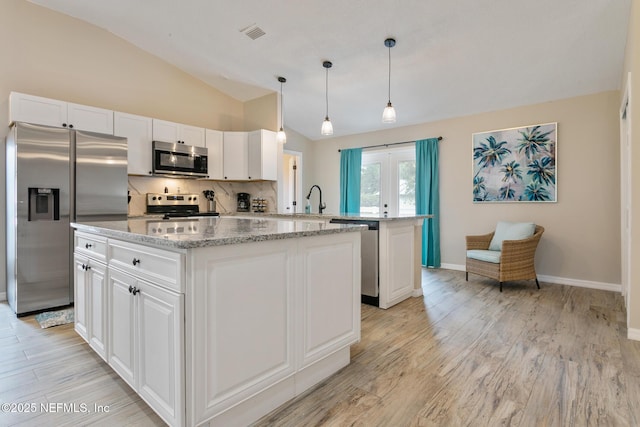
[71,216,362,426]
[72,215,364,249]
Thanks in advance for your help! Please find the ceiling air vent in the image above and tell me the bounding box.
[239,23,266,40]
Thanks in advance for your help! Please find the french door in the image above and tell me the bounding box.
[360,148,416,216]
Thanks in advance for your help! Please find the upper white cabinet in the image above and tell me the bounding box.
[8,93,279,181]
[9,92,114,134]
[114,112,153,175]
[248,129,277,181]
[205,129,224,180]
[223,130,278,181]
[152,119,206,147]
[222,131,249,180]
[9,92,66,128]
[67,102,114,134]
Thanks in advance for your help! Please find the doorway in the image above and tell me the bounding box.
[282,150,303,213]
[360,147,416,216]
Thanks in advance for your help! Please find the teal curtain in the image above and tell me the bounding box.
[339,148,362,213]
[416,138,440,267]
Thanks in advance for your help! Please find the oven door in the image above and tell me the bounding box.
[152,141,208,177]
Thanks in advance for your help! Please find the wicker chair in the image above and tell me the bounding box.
[465,225,544,292]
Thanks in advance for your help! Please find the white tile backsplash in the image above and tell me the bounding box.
[128,176,277,216]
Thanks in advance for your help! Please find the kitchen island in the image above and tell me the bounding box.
[71,216,363,427]
[229,212,431,309]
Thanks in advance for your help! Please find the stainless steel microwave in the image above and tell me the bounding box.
[152,140,208,177]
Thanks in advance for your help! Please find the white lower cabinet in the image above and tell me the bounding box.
[378,220,422,309]
[74,253,108,361]
[74,230,360,427]
[108,268,184,427]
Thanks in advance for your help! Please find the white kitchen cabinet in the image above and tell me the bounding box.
[106,237,185,427]
[74,255,89,342]
[67,102,114,134]
[74,253,108,361]
[152,119,205,147]
[108,268,136,387]
[108,267,184,427]
[205,129,224,180]
[298,234,360,371]
[9,92,114,134]
[378,221,419,309]
[223,130,278,180]
[108,238,184,292]
[222,131,249,180]
[248,129,278,181]
[9,92,66,128]
[114,112,153,175]
[74,231,109,360]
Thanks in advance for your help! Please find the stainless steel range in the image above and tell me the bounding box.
[146,193,220,219]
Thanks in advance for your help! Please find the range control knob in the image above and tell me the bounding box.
[152,196,157,200]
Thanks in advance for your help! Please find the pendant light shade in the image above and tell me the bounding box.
[321,117,333,136]
[276,76,287,144]
[321,61,333,136]
[382,38,397,123]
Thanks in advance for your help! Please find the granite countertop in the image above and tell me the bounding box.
[72,216,366,250]
[224,212,433,221]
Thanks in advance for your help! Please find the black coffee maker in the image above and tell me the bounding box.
[237,192,250,212]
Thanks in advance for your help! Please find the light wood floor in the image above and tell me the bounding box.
[1,269,639,426]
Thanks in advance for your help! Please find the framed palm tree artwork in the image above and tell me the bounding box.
[472,122,557,202]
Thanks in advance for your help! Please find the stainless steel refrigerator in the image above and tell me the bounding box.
[6,122,128,315]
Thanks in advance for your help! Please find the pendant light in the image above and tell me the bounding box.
[321,61,334,136]
[382,38,397,123]
[276,76,287,144]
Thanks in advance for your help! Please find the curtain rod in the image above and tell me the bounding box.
[338,136,442,152]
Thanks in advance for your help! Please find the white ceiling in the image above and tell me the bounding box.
[29,0,631,141]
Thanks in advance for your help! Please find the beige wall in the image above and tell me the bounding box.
[244,93,278,131]
[311,91,621,285]
[622,0,640,331]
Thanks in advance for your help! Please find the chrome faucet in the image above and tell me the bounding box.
[306,185,326,214]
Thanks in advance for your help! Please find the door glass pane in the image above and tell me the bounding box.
[360,162,381,214]
[398,160,416,215]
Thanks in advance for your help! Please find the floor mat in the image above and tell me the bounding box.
[34,308,74,328]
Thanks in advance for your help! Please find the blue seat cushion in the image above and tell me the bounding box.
[489,221,535,251]
[467,249,501,264]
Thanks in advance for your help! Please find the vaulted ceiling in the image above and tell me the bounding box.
[29,0,632,140]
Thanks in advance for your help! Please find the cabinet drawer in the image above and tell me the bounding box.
[108,239,184,292]
[75,231,108,261]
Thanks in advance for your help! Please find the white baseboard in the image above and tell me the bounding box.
[439,263,465,272]
[537,274,621,293]
[412,288,423,297]
[431,264,622,293]
[0,292,6,302]
[628,328,640,341]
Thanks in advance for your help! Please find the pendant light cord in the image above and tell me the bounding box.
[387,46,391,103]
[325,66,329,119]
[280,80,284,128]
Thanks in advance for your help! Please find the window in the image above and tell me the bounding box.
[360,148,415,216]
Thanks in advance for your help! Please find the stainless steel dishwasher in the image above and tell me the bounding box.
[329,219,380,306]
